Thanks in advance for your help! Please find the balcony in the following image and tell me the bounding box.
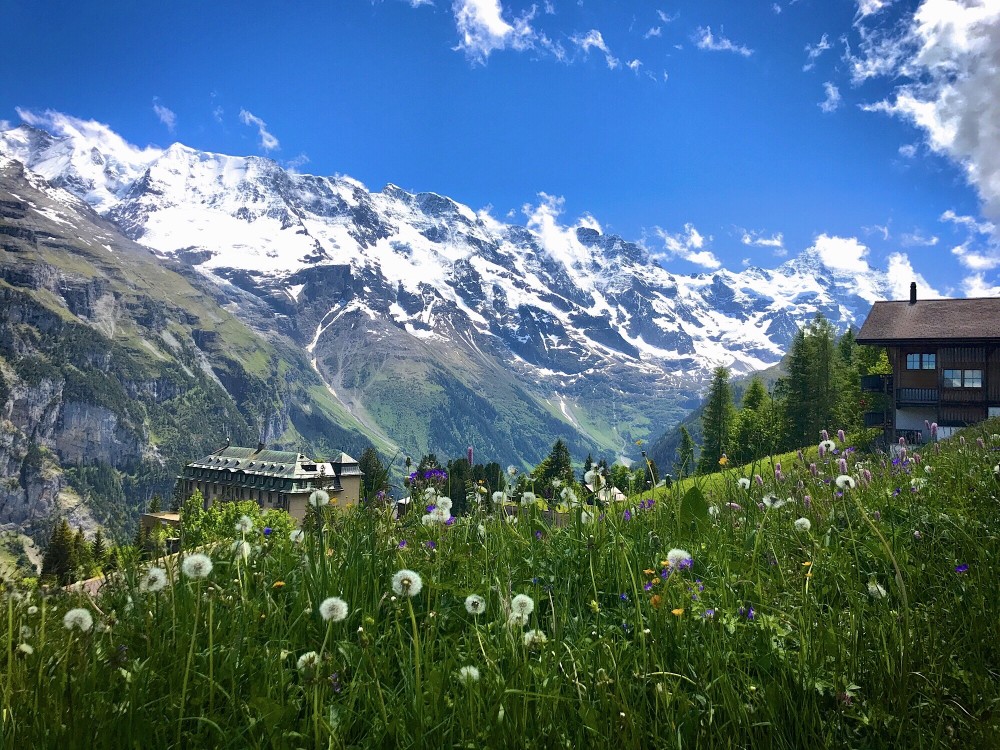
[861,374,893,393]
[863,411,890,428]
[897,387,938,405]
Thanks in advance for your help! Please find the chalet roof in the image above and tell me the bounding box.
[856,297,1000,344]
[185,445,334,480]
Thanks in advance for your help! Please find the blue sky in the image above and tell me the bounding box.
[3,0,1000,296]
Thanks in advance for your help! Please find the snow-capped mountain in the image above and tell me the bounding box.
[0,119,894,463]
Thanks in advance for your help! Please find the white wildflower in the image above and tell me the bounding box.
[510,594,535,618]
[423,487,439,501]
[523,629,548,648]
[27,605,38,616]
[319,596,349,623]
[421,514,436,526]
[507,612,529,628]
[504,514,518,525]
[911,477,927,490]
[666,548,693,569]
[551,478,562,489]
[235,515,254,533]
[181,553,213,580]
[507,465,518,477]
[520,491,536,507]
[794,517,812,533]
[436,497,453,512]
[63,607,94,632]
[762,494,789,509]
[477,523,486,539]
[867,581,887,599]
[391,569,423,597]
[308,490,330,507]
[737,477,751,490]
[819,439,836,453]
[457,665,480,683]
[139,566,169,593]
[431,506,451,522]
[835,475,856,490]
[580,510,594,524]
[708,505,720,518]
[231,540,251,560]
[297,650,321,672]
[465,594,486,615]
[560,486,579,506]
[289,529,305,543]
[17,643,34,655]
[492,491,505,504]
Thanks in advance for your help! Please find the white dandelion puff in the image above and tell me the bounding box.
[492,491,505,504]
[181,553,213,580]
[523,629,548,648]
[520,491,536,507]
[436,497,453,512]
[139,566,168,593]
[737,477,751,490]
[507,612,529,628]
[297,650,321,671]
[465,594,486,615]
[507,465,518,476]
[319,596,349,623]
[762,494,789,509]
[391,569,423,597]
[63,607,94,632]
[423,487,439,500]
[560,487,578,505]
[27,606,38,616]
[17,643,34,655]
[551,478,563,489]
[430,506,451,522]
[309,490,330,507]
[289,529,305,543]
[457,665,481,683]
[835,475,856,490]
[235,515,254,533]
[794,517,812,533]
[867,581,887,599]
[510,594,535,617]
[231,540,251,560]
[666,548,693,569]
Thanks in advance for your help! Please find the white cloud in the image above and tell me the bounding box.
[571,29,619,69]
[819,82,841,113]
[694,26,753,57]
[810,234,870,274]
[886,251,940,299]
[898,143,918,158]
[285,153,310,173]
[657,10,677,24]
[15,108,162,162]
[152,100,176,133]
[653,223,721,269]
[238,109,280,151]
[522,193,605,268]
[773,3,782,14]
[741,230,785,252]
[543,1,555,14]
[856,0,893,20]
[212,106,224,123]
[627,59,642,73]
[857,1,1000,250]
[951,243,1000,271]
[962,272,1000,296]
[803,33,831,71]
[407,0,434,6]
[452,0,535,62]
[940,209,995,236]
[0,119,10,131]
[900,229,939,247]
[644,26,661,39]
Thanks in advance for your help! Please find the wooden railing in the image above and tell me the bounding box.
[897,388,938,404]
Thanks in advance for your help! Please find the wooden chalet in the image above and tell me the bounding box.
[856,283,1000,443]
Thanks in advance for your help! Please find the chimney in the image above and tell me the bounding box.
[909,281,917,305]
[256,441,266,453]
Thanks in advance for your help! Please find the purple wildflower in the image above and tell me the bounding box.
[398,539,407,549]
[702,608,716,619]
[623,509,632,521]
[263,527,272,537]
[837,429,846,443]
[425,540,436,550]
[955,563,969,574]
[644,582,653,591]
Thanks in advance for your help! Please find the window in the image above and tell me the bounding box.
[943,369,981,388]
[907,353,936,369]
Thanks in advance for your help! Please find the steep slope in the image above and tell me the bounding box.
[0,156,372,538]
[0,118,898,471]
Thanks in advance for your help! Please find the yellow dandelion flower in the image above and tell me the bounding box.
[643,569,656,575]
[671,608,684,617]
[718,455,729,466]
[272,581,286,589]
[802,561,812,567]
[650,595,662,609]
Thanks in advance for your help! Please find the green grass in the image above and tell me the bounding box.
[3,423,999,748]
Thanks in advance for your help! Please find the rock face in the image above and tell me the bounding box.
[0,119,900,521]
[0,156,371,538]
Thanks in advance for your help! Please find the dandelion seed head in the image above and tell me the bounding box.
[63,607,93,632]
[181,553,213,580]
[289,529,305,543]
[511,594,535,617]
[17,643,33,655]
[235,515,253,533]
[319,596,349,623]
[458,665,481,683]
[520,491,536,507]
[491,491,505,503]
[27,606,38,616]
[737,477,751,490]
[391,569,423,597]
[794,517,812,533]
[523,629,548,647]
[835,475,856,490]
[666,548,693,569]
[139,567,168,593]
[867,581,887,599]
[309,490,330,507]
[465,594,486,615]
[230,540,251,560]
[436,496,452,512]
[297,650,320,672]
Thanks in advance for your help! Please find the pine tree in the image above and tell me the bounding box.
[91,529,108,568]
[781,328,812,449]
[533,438,574,491]
[358,446,387,500]
[731,377,777,464]
[675,426,696,479]
[148,495,162,513]
[697,367,735,474]
[41,519,76,585]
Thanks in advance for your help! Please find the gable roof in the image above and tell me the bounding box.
[856,297,1000,345]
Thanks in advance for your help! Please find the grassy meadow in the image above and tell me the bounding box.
[3,423,1000,748]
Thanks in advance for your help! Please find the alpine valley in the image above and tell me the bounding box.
[0,115,901,538]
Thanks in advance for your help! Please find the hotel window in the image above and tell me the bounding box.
[944,369,981,388]
[906,353,936,370]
